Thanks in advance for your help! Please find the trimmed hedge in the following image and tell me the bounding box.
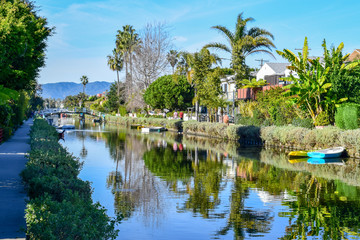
[105,115,183,131]
[22,119,119,239]
[183,121,262,143]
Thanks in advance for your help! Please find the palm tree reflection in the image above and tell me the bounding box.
[105,132,165,225]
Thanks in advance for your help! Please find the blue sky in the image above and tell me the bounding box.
[34,0,360,84]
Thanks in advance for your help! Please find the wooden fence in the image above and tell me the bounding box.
[237,84,286,100]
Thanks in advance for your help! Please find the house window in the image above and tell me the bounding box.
[223,84,228,93]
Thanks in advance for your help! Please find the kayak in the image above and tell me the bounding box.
[288,150,312,158]
[307,147,345,159]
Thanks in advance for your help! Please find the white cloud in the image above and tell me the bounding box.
[174,36,187,42]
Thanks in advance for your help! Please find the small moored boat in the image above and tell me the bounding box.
[307,147,345,159]
[288,150,312,158]
[130,124,143,130]
[141,127,167,133]
[57,124,75,129]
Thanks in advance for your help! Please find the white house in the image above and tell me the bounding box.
[220,75,237,101]
[256,62,299,85]
[256,63,288,80]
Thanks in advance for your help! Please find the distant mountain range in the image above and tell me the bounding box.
[41,81,112,99]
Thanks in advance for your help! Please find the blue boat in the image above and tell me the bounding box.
[307,147,345,159]
[307,158,344,165]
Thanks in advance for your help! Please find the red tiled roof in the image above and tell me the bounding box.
[347,49,360,62]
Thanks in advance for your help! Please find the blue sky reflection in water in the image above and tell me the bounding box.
[61,124,360,239]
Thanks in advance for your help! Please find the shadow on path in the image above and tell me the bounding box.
[0,119,33,239]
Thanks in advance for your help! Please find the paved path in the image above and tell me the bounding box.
[0,118,33,240]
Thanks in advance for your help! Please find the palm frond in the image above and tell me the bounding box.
[204,42,231,53]
[211,25,234,44]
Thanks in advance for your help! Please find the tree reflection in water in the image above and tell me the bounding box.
[83,127,360,239]
[104,131,165,226]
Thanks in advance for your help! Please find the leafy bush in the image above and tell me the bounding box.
[22,119,119,239]
[335,103,360,130]
[235,110,270,127]
[143,75,194,110]
[291,117,313,129]
[315,111,330,126]
[26,194,119,240]
[119,106,127,117]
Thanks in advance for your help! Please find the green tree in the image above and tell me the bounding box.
[116,25,140,93]
[143,75,194,110]
[107,49,124,111]
[167,50,179,74]
[191,48,222,118]
[80,75,89,95]
[107,49,123,83]
[0,0,53,91]
[105,82,125,113]
[176,51,195,85]
[204,12,275,82]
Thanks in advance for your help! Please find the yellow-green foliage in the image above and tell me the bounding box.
[237,100,258,117]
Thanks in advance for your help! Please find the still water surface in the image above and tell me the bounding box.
[61,122,360,240]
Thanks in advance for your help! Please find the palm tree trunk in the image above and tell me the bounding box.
[194,88,199,121]
[130,51,133,92]
[116,70,120,113]
[125,55,129,97]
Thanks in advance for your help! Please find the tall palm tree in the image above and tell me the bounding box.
[107,48,123,84]
[205,12,275,80]
[80,75,89,95]
[176,51,195,85]
[167,50,179,74]
[116,25,140,94]
[107,48,124,111]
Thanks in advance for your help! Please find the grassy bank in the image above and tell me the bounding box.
[103,115,360,158]
[21,119,119,239]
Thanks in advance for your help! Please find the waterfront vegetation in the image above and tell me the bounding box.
[21,119,119,239]
[103,113,360,158]
[3,1,360,238]
[0,0,50,142]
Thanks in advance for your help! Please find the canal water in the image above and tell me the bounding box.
[61,121,360,240]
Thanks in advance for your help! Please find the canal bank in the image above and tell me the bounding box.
[0,118,33,240]
[103,115,360,158]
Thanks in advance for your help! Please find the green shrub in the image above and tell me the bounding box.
[340,103,360,129]
[291,118,314,129]
[315,111,330,126]
[22,119,119,239]
[118,106,127,117]
[25,194,119,240]
[335,106,345,129]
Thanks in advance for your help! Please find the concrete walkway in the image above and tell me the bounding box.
[0,118,33,240]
